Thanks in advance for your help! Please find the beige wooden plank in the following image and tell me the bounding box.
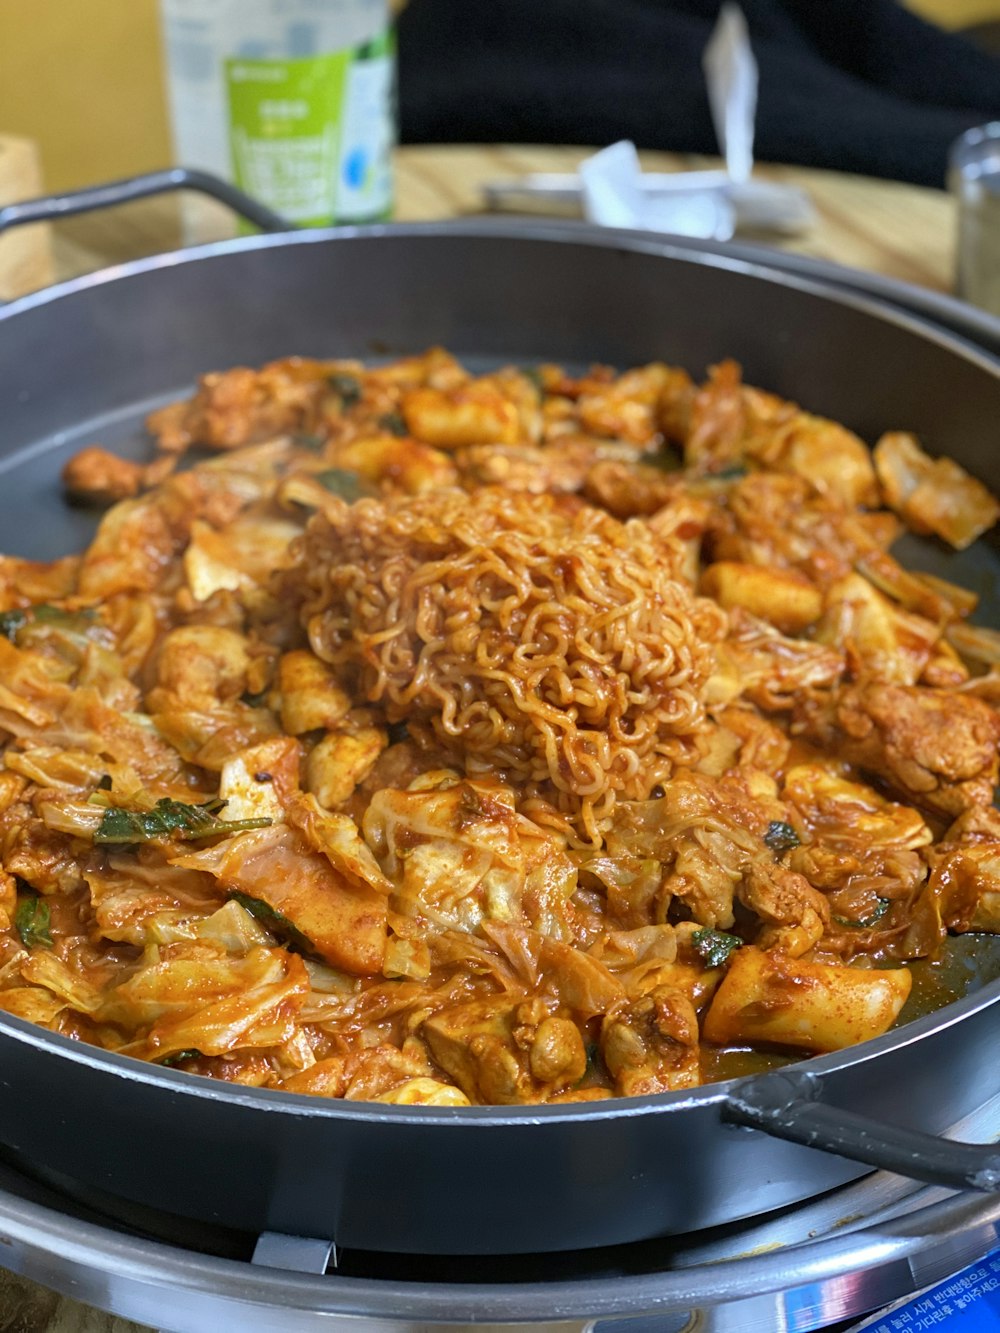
[44,145,957,297]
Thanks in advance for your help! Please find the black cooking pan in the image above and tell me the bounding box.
[1,171,999,1257]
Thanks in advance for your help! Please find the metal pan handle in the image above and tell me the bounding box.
[724,1070,1000,1191]
[0,166,290,239]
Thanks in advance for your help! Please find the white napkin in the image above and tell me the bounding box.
[704,2,757,185]
[578,5,815,240]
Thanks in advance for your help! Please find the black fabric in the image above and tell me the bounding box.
[396,0,1000,187]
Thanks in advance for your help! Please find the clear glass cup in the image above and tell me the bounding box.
[948,122,1000,315]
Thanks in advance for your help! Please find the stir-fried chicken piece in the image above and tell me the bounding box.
[780,762,932,955]
[457,438,636,496]
[683,360,879,507]
[739,860,830,958]
[706,472,887,590]
[582,461,688,520]
[604,769,793,930]
[147,357,343,453]
[601,984,700,1095]
[795,682,1000,818]
[61,446,146,506]
[421,996,587,1104]
[683,359,775,473]
[573,363,682,445]
[149,626,252,710]
[305,727,387,809]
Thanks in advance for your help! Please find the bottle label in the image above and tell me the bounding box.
[225,31,394,227]
[336,29,395,223]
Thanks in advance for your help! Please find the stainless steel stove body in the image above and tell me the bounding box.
[1,1094,999,1333]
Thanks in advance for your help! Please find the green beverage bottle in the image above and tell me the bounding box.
[160,0,395,228]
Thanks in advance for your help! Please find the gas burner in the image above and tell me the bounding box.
[1,1096,998,1333]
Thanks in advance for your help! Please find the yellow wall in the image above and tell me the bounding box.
[0,0,997,194]
[907,0,1000,28]
[0,0,170,191]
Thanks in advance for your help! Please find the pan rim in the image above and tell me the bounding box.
[0,971,997,1125]
[2,217,999,1126]
[3,217,1000,379]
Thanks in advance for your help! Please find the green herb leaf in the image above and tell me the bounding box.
[692,927,742,968]
[159,1049,202,1067]
[644,446,682,473]
[386,720,410,746]
[574,1040,601,1088]
[712,464,748,480]
[230,892,314,955]
[33,604,94,625]
[328,373,362,409]
[378,411,408,437]
[15,895,52,950]
[94,798,271,845]
[0,609,29,641]
[316,469,367,503]
[764,821,801,854]
[0,604,95,643]
[833,898,891,930]
[520,366,544,391]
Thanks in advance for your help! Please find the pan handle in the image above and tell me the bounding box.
[0,166,291,238]
[724,1070,1000,1191]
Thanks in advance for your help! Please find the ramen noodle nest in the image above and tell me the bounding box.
[0,348,996,1106]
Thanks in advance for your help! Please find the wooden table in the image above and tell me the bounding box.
[45,143,957,294]
[6,142,957,1333]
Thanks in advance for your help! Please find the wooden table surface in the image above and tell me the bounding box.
[5,142,957,1333]
[46,143,958,294]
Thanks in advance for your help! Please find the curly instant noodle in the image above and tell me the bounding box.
[290,486,725,841]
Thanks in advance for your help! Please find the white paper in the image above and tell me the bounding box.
[703,2,758,184]
[549,5,815,243]
[580,141,737,240]
[578,140,815,239]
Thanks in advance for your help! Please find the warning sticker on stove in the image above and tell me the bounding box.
[852,1248,1000,1330]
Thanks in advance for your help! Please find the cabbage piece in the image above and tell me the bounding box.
[173,825,388,975]
[288,793,392,894]
[21,953,103,1013]
[184,514,302,603]
[874,432,1000,550]
[85,851,222,946]
[363,780,575,937]
[99,941,310,1063]
[816,572,941,686]
[5,746,108,791]
[0,987,65,1026]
